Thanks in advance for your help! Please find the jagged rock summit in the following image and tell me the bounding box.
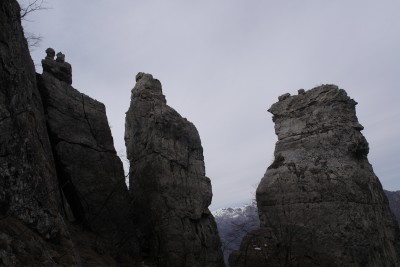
[230,85,400,266]
[125,73,224,266]
[42,48,72,85]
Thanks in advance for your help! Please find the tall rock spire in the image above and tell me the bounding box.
[125,73,224,267]
[230,85,400,266]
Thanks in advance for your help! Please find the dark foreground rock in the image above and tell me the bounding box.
[125,73,224,267]
[37,52,140,263]
[1,1,141,265]
[0,1,78,265]
[230,85,400,266]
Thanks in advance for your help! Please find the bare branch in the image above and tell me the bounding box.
[20,0,48,20]
[25,32,42,51]
[19,1,50,51]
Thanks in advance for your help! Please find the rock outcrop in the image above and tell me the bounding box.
[0,1,78,265]
[42,48,72,85]
[125,73,224,267]
[37,50,140,263]
[230,85,400,266]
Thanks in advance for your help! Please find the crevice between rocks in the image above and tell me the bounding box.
[81,94,99,148]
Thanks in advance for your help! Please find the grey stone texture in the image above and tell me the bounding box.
[0,1,79,265]
[37,56,140,263]
[230,85,400,266]
[125,73,224,267]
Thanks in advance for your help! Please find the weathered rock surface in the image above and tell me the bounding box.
[125,73,224,267]
[230,85,400,266]
[37,52,140,264]
[0,1,79,265]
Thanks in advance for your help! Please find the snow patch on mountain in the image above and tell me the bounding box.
[213,201,260,265]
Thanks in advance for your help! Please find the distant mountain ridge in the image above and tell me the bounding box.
[385,190,400,223]
[214,190,400,266]
[213,201,260,265]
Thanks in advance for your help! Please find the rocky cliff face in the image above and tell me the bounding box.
[0,1,142,265]
[1,1,223,265]
[37,51,140,264]
[0,1,79,265]
[230,85,400,266]
[125,73,224,267]
[0,0,61,237]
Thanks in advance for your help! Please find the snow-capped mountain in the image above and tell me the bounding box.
[213,201,260,265]
[385,190,400,224]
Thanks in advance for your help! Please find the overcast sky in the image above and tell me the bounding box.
[20,0,400,210]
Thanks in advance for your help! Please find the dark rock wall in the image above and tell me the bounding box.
[0,0,61,236]
[37,58,140,263]
[230,85,400,266]
[0,1,79,265]
[125,73,224,267]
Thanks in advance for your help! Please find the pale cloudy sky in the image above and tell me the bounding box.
[20,0,400,210]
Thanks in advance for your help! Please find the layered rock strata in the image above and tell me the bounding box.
[37,51,140,263]
[230,85,400,266]
[125,73,224,267]
[0,1,78,265]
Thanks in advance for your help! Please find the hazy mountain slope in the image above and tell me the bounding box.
[385,190,400,224]
[213,201,260,265]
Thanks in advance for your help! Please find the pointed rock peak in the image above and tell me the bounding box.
[41,47,72,85]
[131,72,166,105]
